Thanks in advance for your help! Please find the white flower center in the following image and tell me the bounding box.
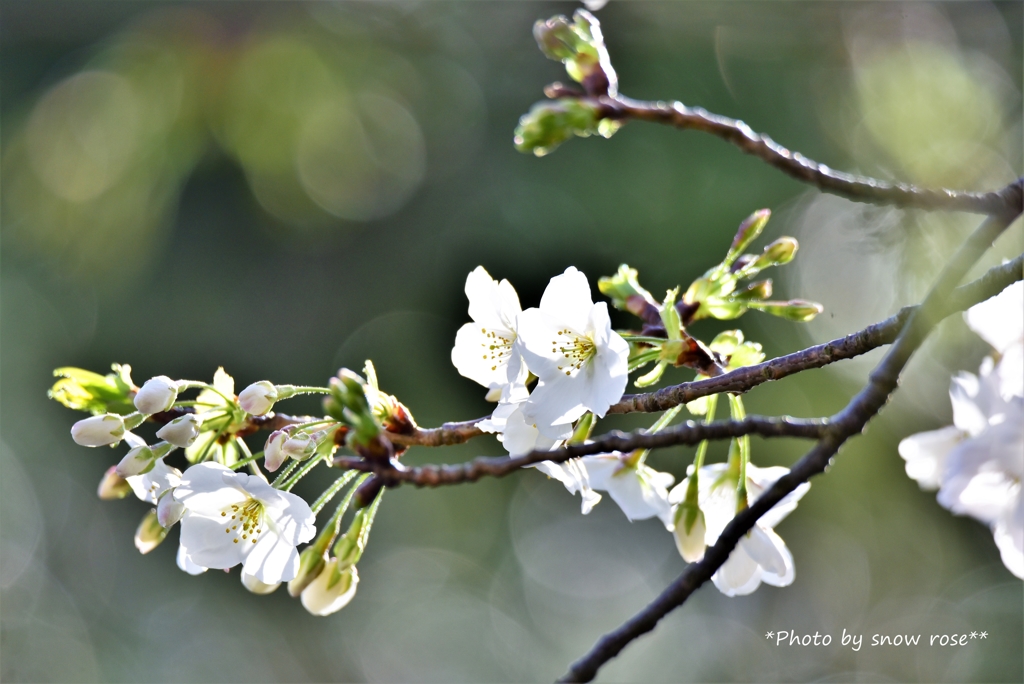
[220,497,266,545]
[552,329,596,376]
[481,328,516,372]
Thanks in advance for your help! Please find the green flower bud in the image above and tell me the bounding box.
[97,466,132,500]
[288,544,329,597]
[533,15,578,62]
[513,99,602,157]
[726,209,771,265]
[742,237,799,276]
[598,264,659,321]
[749,299,824,322]
[732,279,773,301]
[533,10,616,96]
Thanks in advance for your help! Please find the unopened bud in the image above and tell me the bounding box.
[598,265,659,320]
[533,15,577,62]
[134,376,179,414]
[513,99,602,157]
[288,545,329,597]
[726,209,771,264]
[263,430,289,472]
[134,509,168,554]
[751,299,823,322]
[301,560,358,616]
[71,414,126,447]
[673,505,707,563]
[156,414,201,448]
[242,570,281,595]
[116,445,155,478]
[732,279,773,301]
[156,490,185,528]
[97,466,132,500]
[238,381,279,416]
[282,433,317,461]
[747,237,798,273]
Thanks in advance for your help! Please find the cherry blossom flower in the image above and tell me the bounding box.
[478,383,573,457]
[134,376,179,415]
[675,463,809,596]
[517,267,629,436]
[173,462,316,584]
[451,266,526,399]
[900,365,1023,579]
[581,453,674,523]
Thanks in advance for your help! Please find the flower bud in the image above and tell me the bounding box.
[156,490,185,528]
[732,279,773,301]
[745,237,798,275]
[513,99,602,157]
[533,15,577,62]
[242,570,281,595]
[238,381,278,416]
[263,429,289,472]
[301,559,359,616]
[116,445,155,478]
[283,433,317,461]
[71,414,126,447]
[673,505,707,563]
[134,509,168,554]
[726,209,771,264]
[97,466,132,500]
[598,265,659,321]
[134,376,179,414]
[156,414,201,448]
[288,545,329,597]
[750,299,824,322]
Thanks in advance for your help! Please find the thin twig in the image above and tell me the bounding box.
[333,415,828,486]
[559,183,1021,683]
[609,251,1024,414]
[597,96,1016,215]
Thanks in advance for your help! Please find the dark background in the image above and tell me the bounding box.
[2,2,1021,681]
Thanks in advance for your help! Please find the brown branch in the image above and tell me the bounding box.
[596,96,1017,215]
[559,185,1021,683]
[333,415,827,486]
[610,251,1024,414]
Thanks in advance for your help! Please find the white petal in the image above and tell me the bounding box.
[538,266,593,333]
[243,530,302,584]
[992,491,1023,579]
[950,373,988,436]
[466,266,521,330]
[522,374,589,433]
[674,510,707,562]
[179,513,247,569]
[174,462,247,515]
[898,426,964,490]
[965,281,1024,355]
[502,406,568,456]
[742,526,794,586]
[241,570,281,595]
[301,561,359,616]
[176,544,207,575]
[452,323,515,389]
[516,308,573,379]
[996,344,1024,400]
[712,544,762,597]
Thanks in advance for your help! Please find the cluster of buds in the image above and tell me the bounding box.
[598,209,821,388]
[514,10,622,156]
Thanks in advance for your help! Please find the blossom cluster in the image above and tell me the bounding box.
[53,207,828,610]
[449,216,820,595]
[899,281,1023,578]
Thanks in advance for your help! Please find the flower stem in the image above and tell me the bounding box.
[728,395,749,511]
[276,453,328,492]
[270,460,300,487]
[312,471,361,515]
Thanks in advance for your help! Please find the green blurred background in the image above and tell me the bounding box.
[2,2,1021,681]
